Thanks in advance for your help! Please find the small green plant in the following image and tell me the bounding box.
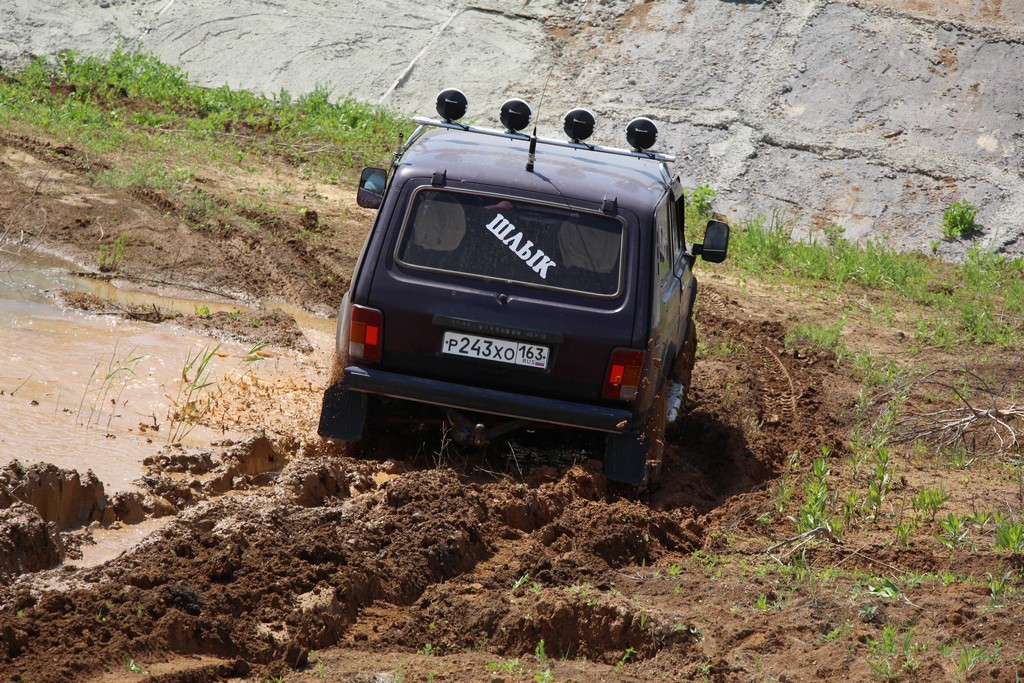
[936,513,970,550]
[911,486,949,522]
[98,232,129,272]
[950,641,994,682]
[792,456,835,534]
[865,624,921,680]
[823,620,852,641]
[77,344,144,431]
[167,342,221,443]
[775,472,794,513]
[894,518,917,548]
[994,515,1024,554]
[194,304,211,318]
[942,199,980,240]
[668,563,682,576]
[486,658,523,674]
[865,446,893,521]
[534,639,547,667]
[512,574,530,591]
[124,655,148,674]
[306,649,326,678]
[686,185,718,225]
[754,594,769,610]
[968,510,992,530]
[986,569,1011,607]
[417,642,434,657]
[534,669,554,683]
[615,647,635,672]
[867,578,900,601]
[167,341,264,443]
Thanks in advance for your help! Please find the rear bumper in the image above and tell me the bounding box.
[343,366,634,433]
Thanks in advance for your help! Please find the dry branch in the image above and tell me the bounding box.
[893,366,1024,457]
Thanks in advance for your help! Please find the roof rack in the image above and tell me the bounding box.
[409,90,675,163]
[411,117,676,163]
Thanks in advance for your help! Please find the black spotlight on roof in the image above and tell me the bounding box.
[435,88,468,123]
[563,108,595,143]
[626,117,658,151]
[499,98,532,133]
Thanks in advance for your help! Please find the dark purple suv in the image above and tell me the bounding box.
[319,91,729,486]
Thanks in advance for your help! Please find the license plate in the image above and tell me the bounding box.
[442,331,549,369]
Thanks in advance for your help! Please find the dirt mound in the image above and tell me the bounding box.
[0,461,107,530]
[0,435,295,579]
[175,309,312,353]
[0,504,63,576]
[56,290,313,352]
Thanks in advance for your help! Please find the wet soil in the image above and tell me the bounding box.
[3,116,1024,681]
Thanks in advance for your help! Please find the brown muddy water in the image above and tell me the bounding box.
[0,245,327,493]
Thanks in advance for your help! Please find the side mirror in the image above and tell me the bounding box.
[356,167,387,209]
[693,219,730,263]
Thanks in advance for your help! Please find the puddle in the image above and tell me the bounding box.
[67,517,173,568]
[0,245,326,492]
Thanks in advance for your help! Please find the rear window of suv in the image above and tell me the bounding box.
[396,189,624,297]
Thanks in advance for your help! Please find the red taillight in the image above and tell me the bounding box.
[349,305,383,362]
[603,349,645,400]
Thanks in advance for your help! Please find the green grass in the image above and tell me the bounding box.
[0,48,412,177]
[713,201,1024,349]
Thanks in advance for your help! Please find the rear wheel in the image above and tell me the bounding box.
[644,387,667,487]
[318,347,369,444]
[604,388,666,489]
[672,320,698,406]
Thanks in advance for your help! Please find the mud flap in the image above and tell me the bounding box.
[603,431,649,486]
[317,383,367,441]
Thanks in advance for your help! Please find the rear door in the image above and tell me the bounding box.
[652,198,686,387]
[365,186,640,403]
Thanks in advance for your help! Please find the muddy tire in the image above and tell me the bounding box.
[644,387,667,488]
[604,389,665,488]
[672,319,698,405]
[318,346,370,443]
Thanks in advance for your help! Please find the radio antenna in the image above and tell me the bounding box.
[526,0,592,173]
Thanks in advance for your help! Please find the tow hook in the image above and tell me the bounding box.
[451,422,488,446]
[469,423,487,446]
[446,409,529,446]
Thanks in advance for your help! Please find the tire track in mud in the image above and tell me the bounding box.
[652,281,829,515]
[696,283,801,429]
[0,133,110,176]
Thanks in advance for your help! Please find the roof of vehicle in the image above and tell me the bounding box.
[394,125,675,215]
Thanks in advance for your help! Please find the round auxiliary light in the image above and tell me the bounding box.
[499,98,532,133]
[626,117,658,151]
[435,88,468,123]
[562,108,595,143]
